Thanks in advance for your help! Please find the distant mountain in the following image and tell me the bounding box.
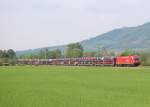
[81,22,150,51]
[16,22,150,55]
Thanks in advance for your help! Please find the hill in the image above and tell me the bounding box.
[16,22,150,55]
[81,22,150,51]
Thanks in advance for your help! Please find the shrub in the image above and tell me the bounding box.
[138,52,150,66]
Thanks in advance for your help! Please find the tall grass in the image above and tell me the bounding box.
[0,66,150,107]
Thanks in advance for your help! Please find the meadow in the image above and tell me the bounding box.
[0,66,150,107]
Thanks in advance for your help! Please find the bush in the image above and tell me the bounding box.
[0,58,16,66]
[0,62,2,66]
[8,59,16,66]
[120,50,136,56]
[138,52,150,66]
[3,63,10,66]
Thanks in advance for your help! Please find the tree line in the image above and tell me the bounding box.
[19,43,115,59]
[1,43,150,66]
[19,43,84,59]
[0,49,16,66]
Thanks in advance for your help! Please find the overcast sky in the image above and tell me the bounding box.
[0,0,150,51]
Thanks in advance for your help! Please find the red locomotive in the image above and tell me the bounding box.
[116,55,140,66]
[17,55,140,67]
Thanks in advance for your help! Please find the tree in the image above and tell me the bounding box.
[55,49,62,58]
[0,50,3,58]
[137,52,150,66]
[0,49,16,65]
[47,49,61,59]
[7,49,16,58]
[72,48,82,58]
[38,48,48,59]
[38,49,44,59]
[120,50,135,56]
[48,51,56,59]
[45,48,49,59]
[2,50,9,58]
[66,43,83,58]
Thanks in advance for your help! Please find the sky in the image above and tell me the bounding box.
[0,0,150,51]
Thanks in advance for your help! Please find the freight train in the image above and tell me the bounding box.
[17,55,140,67]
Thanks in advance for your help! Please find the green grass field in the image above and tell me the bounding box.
[0,66,150,107]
